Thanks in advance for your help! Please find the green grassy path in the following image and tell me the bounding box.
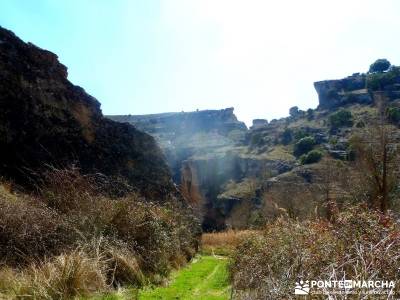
[139,255,230,300]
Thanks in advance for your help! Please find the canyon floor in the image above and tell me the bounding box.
[87,232,239,300]
[87,256,231,300]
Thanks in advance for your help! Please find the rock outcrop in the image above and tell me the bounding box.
[110,60,400,230]
[109,108,299,230]
[110,107,247,136]
[314,73,372,109]
[315,70,400,109]
[108,108,247,181]
[0,26,174,200]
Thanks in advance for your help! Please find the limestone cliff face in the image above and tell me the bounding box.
[109,61,400,229]
[0,26,174,200]
[314,73,372,109]
[109,107,247,136]
[108,108,247,181]
[314,71,400,109]
[109,107,299,230]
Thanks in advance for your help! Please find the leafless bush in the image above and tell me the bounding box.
[0,167,200,298]
[231,205,400,299]
[0,186,74,266]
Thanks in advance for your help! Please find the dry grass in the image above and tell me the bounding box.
[0,186,74,266]
[201,230,257,255]
[0,167,200,299]
[15,251,108,299]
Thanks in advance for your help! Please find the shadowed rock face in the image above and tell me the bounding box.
[108,108,297,230]
[314,74,372,109]
[0,26,174,200]
[108,108,248,182]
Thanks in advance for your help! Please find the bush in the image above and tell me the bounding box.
[230,206,400,299]
[369,58,391,73]
[386,107,400,124]
[0,168,201,298]
[300,150,323,164]
[293,136,315,157]
[367,65,400,91]
[306,108,314,120]
[329,110,353,130]
[0,186,74,266]
[293,129,310,141]
[14,250,109,299]
[280,128,292,145]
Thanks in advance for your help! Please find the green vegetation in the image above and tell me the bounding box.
[300,149,323,164]
[367,65,400,91]
[386,106,400,124]
[306,108,314,120]
[368,58,391,73]
[280,128,292,145]
[139,256,230,300]
[293,136,315,157]
[293,129,310,141]
[329,109,353,130]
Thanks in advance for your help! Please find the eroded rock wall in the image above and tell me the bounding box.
[0,26,174,200]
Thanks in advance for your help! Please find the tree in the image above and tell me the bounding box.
[329,110,353,130]
[300,150,323,165]
[386,107,400,124]
[369,59,391,73]
[316,159,349,222]
[350,94,400,213]
[293,136,315,157]
[281,128,292,145]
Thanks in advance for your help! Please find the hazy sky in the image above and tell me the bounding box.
[1,0,399,125]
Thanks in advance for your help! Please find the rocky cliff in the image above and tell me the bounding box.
[0,26,174,200]
[110,61,400,230]
[108,108,247,180]
[315,70,400,109]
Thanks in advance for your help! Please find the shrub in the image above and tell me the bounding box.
[39,168,200,278]
[386,106,400,124]
[293,136,315,157]
[230,206,400,299]
[300,149,323,164]
[0,186,74,266]
[14,251,108,299]
[367,65,400,91]
[0,168,201,298]
[280,128,292,145]
[306,108,314,120]
[293,129,309,141]
[369,58,391,73]
[329,110,353,130]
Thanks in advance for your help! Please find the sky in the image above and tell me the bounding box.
[1,0,399,126]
